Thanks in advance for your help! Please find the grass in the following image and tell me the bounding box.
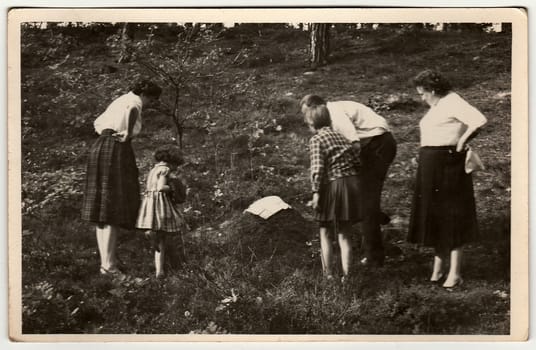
[19,25,511,335]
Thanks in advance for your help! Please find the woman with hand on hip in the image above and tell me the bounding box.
[81,79,162,275]
[408,69,487,289]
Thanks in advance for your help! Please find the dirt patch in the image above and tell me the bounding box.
[220,209,315,263]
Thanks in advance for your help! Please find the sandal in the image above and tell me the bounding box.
[443,277,464,289]
[430,272,444,283]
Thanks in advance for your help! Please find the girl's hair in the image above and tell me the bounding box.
[412,69,452,97]
[131,79,163,99]
[154,145,184,166]
[304,104,331,130]
[300,94,326,108]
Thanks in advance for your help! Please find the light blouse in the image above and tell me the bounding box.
[94,91,143,136]
[327,101,390,143]
[419,92,487,146]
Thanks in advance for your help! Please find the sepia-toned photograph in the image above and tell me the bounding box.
[6,7,528,343]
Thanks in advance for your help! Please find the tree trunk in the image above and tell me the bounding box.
[117,22,134,63]
[310,23,330,69]
[173,113,184,148]
[171,87,184,148]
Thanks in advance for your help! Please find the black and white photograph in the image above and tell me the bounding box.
[6,7,529,344]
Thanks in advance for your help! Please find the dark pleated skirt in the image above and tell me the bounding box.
[316,176,361,227]
[408,146,478,251]
[81,129,140,229]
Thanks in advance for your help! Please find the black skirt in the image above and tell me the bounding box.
[408,146,478,251]
[315,176,361,228]
[81,129,140,229]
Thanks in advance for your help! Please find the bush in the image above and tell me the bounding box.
[374,31,432,55]
[22,167,85,219]
[21,28,78,68]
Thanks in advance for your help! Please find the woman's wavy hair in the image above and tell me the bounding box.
[131,79,162,99]
[412,69,452,97]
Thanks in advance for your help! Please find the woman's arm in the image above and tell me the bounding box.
[456,126,481,152]
[114,108,139,142]
[453,93,487,152]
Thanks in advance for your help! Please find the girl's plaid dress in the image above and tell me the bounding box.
[136,163,185,233]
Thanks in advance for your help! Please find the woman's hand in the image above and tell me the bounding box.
[457,126,480,152]
[112,131,130,143]
[351,141,361,154]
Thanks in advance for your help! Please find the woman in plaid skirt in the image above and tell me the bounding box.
[81,79,162,276]
[304,104,361,282]
[136,146,186,278]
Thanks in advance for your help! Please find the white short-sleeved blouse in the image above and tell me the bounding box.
[94,91,143,137]
[419,92,487,147]
[327,101,390,143]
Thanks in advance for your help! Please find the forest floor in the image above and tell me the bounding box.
[19,25,512,335]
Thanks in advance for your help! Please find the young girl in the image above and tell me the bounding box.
[136,146,186,278]
[305,104,361,281]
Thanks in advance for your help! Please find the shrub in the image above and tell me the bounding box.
[22,167,85,219]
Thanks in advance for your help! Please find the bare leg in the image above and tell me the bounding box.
[443,247,463,287]
[430,254,446,282]
[155,232,166,277]
[319,227,333,278]
[338,224,353,277]
[96,224,118,271]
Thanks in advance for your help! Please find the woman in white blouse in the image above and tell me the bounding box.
[81,79,162,275]
[408,69,487,288]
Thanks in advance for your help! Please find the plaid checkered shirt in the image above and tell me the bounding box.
[309,127,360,193]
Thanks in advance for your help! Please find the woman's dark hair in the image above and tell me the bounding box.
[154,145,184,167]
[412,69,452,97]
[304,104,331,130]
[300,94,327,108]
[131,79,162,99]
